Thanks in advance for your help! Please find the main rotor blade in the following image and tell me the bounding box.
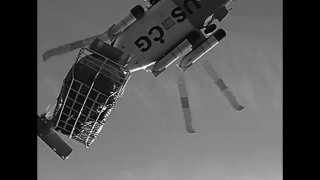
[202,60,244,111]
[42,33,108,61]
[37,115,72,160]
[177,75,196,134]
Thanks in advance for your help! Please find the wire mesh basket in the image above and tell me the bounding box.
[52,47,130,147]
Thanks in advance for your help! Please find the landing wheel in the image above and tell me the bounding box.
[204,24,217,35]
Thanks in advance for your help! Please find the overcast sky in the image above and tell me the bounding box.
[38,0,282,180]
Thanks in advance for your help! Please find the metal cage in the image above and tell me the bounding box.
[52,48,130,147]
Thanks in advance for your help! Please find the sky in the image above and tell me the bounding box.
[38,0,282,180]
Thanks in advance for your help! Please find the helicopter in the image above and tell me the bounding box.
[38,0,244,160]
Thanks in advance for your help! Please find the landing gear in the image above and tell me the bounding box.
[204,24,217,35]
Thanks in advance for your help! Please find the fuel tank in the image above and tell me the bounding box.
[177,28,226,71]
[151,38,192,76]
[104,5,144,41]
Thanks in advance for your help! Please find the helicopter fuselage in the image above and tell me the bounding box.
[114,0,231,72]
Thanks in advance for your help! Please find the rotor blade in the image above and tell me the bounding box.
[202,60,244,111]
[37,115,72,160]
[42,33,108,61]
[177,75,196,134]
